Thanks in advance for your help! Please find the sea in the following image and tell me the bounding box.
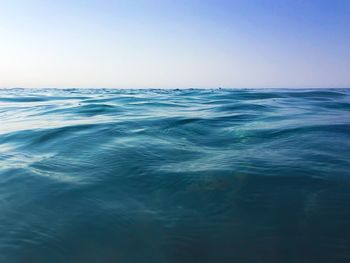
[0,88,350,263]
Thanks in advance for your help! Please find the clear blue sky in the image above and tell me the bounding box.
[0,0,349,88]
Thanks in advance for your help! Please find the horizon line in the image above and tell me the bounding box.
[1,87,349,90]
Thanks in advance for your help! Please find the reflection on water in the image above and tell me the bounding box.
[0,88,350,263]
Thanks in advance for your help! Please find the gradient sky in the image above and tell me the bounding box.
[0,0,349,88]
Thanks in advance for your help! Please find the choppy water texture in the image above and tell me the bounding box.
[1,88,350,263]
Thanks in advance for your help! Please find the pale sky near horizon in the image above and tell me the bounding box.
[0,0,349,88]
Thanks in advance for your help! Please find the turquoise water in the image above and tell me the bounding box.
[0,88,350,263]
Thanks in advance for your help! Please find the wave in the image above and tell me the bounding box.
[0,88,350,262]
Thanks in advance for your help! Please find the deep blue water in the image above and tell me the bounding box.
[0,88,350,263]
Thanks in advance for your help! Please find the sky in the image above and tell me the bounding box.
[0,0,349,88]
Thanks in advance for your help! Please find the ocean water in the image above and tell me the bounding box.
[0,88,350,263]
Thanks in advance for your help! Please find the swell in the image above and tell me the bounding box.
[1,88,350,263]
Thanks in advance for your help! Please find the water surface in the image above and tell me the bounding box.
[1,88,350,262]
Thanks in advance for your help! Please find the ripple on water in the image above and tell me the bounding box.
[0,88,350,263]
